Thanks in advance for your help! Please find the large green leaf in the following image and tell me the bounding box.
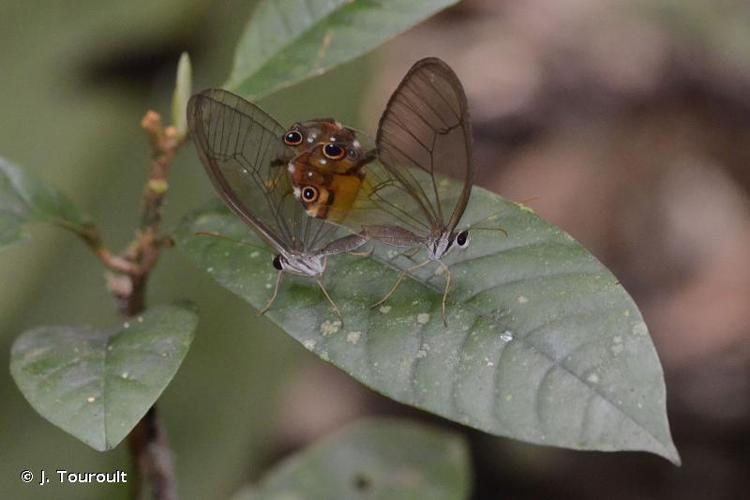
[226,0,460,99]
[232,419,470,500]
[10,303,198,451]
[177,187,680,464]
[0,156,93,248]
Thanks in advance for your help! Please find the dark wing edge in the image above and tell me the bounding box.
[375,57,474,234]
[187,88,290,254]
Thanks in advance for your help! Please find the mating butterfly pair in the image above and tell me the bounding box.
[188,58,478,324]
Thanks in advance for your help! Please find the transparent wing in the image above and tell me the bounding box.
[371,57,474,235]
[187,89,339,254]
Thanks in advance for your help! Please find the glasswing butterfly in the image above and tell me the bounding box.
[298,57,501,325]
[187,89,370,318]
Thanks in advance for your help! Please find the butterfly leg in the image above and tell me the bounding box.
[371,259,431,309]
[348,244,374,258]
[397,246,422,265]
[317,279,343,322]
[438,262,452,327]
[258,271,283,316]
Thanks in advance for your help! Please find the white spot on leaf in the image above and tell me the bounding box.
[346,331,361,344]
[320,320,341,336]
[303,339,316,350]
[416,313,430,325]
[632,321,648,336]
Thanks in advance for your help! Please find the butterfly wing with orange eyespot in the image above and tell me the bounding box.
[284,121,375,224]
[186,89,348,257]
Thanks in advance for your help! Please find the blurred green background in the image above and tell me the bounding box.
[3,1,750,499]
[0,1,376,498]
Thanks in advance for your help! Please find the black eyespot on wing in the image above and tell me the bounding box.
[187,89,348,261]
[272,255,283,270]
[284,130,304,146]
[323,143,345,160]
[456,230,469,248]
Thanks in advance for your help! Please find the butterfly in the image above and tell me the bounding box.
[316,57,501,325]
[187,89,369,318]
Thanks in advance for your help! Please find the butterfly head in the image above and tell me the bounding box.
[272,252,326,277]
[453,230,471,249]
[429,229,470,260]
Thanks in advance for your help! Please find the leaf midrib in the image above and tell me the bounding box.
[279,244,674,456]
[183,210,675,459]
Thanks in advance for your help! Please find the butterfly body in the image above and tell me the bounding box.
[427,232,454,260]
[274,252,326,277]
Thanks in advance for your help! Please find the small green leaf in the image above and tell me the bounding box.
[10,303,198,451]
[172,52,192,139]
[226,0,460,100]
[0,156,93,248]
[178,186,680,464]
[232,419,470,500]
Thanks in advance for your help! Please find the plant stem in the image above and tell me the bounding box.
[123,112,185,500]
[128,407,178,500]
[74,109,186,499]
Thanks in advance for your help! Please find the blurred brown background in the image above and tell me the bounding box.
[1,0,748,499]
[354,1,750,498]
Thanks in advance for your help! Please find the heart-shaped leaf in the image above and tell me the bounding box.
[10,303,198,451]
[0,156,93,249]
[177,186,679,464]
[232,419,470,500]
[226,0,460,99]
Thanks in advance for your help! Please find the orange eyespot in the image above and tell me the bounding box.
[284,130,304,146]
[301,186,319,202]
[323,143,346,160]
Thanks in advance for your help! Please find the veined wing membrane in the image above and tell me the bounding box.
[374,57,473,235]
[188,89,339,253]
